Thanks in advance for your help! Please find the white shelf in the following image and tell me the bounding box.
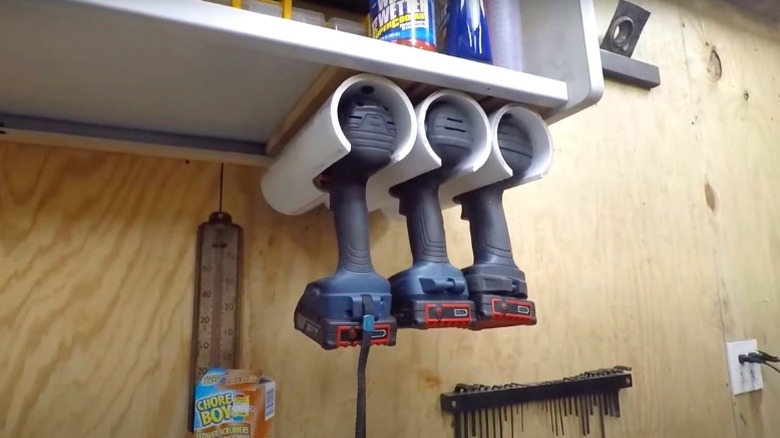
[0,0,602,162]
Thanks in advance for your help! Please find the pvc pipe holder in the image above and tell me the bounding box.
[489,104,553,188]
[381,103,552,216]
[371,90,496,215]
[261,78,552,218]
[261,74,416,215]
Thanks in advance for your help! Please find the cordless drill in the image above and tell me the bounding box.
[455,114,537,329]
[388,103,475,329]
[294,94,398,349]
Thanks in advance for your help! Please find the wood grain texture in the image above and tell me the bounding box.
[721,0,780,23]
[0,143,219,437]
[680,0,780,436]
[1,0,779,437]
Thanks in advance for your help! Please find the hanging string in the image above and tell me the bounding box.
[218,163,224,213]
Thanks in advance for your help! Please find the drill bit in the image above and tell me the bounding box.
[499,407,504,438]
[585,396,591,436]
[492,407,498,438]
[510,404,515,438]
[589,393,594,418]
[520,403,524,432]
[558,398,565,436]
[549,400,555,435]
[598,392,606,438]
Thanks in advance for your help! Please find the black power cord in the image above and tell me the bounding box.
[757,350,780,363]
[739,350,780,375]
[764,362,780,375]
[355,295,375,438]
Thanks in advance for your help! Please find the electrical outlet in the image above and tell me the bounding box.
[726,339,764,395]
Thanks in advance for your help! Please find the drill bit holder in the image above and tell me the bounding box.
[262,74,417,216]
[441,366,633,438]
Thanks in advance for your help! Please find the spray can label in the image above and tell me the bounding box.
[369,0,436,51]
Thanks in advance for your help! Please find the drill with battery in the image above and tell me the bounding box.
[389,103,476,329]
[294,94,399,349]
[456,114,537,329]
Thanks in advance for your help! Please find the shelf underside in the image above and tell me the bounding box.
[0,0,569,162]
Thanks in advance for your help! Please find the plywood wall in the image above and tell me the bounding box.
[1,0,779,437]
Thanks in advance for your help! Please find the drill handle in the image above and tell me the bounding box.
[396,179,449,263]
[329,181,374,273]
[459,187,517,267]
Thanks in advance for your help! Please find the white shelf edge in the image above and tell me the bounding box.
[547,0,604,123]
[0,114,271,167]
[520,0,604,123]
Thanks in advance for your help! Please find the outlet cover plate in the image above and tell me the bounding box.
[726,339,763,395]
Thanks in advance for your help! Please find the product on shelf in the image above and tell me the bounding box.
[484,0,523,70]
[435,0,493,63]
[220,0,327,26]
[327,17,368,36]
[369,0,436,51]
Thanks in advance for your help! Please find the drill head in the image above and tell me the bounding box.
[425,102,473,176]
[325,96,397,182]
[496,114,533,180]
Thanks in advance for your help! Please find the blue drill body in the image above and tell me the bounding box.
[389,103,476,328]
[294,95,398,349]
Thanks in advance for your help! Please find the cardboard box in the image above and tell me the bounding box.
[193,369,275,438]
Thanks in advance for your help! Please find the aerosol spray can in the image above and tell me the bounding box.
[369,0,437,51]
